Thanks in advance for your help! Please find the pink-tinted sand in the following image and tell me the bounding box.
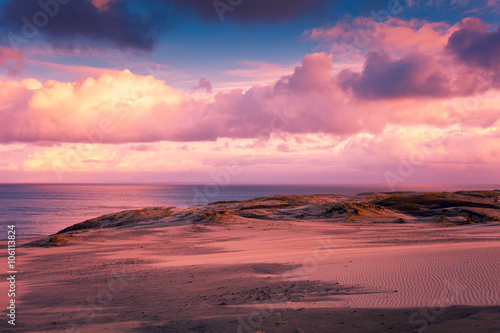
[1,192,500,332]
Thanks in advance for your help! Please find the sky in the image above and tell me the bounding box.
[0,0,499,184]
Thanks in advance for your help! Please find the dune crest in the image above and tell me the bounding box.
[46,191,500,239]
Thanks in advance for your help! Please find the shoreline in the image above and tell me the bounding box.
[1,191,500,332]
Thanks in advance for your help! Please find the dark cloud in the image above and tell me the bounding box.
[191,78,212,93]
[446,18,500,71]
[0,0,169,51]
[337,51,453,99]
[167,0,331,23]
[168,0,497,24]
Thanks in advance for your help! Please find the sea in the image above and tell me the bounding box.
[1,183,499,238]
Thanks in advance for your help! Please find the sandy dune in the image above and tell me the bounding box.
[1,191,500,332]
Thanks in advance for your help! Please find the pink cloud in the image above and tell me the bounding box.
[466,0,500,13]
[0,47,23,76]
[91,0,118,11]
[0,53,370,143]
[306,17,457,59]
[0,70,185,143]
[276,53,334,93]
[5,125,499,184]
[0,51,498,146]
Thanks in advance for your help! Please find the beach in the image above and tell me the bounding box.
[1,191,500,332]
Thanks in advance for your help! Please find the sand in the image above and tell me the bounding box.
[1,191,500,332]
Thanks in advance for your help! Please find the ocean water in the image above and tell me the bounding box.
[1,183,499,238]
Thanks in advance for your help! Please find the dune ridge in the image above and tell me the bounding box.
[42,190,500,240]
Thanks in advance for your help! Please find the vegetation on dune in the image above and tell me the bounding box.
[373,195,499,212]
[56,207,174,234]
[50,191,499,240]
[196,209,235,225]
[238,204,292,211]
[56,218,103,234]
[41,234,75,247]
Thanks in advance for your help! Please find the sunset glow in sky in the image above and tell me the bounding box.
[0,0,499,184]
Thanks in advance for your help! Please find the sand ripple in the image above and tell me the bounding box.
[296,242,500,308]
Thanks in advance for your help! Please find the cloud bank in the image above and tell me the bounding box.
[0,46,498,144]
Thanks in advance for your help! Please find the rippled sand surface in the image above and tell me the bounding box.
[2,191,499,332]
